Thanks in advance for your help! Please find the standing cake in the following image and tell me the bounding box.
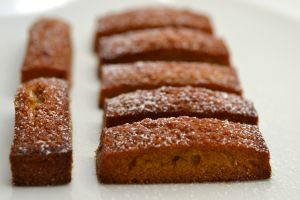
[10,78,72,186]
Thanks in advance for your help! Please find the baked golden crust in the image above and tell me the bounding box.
[99,61,241,106]
[93,7,213,51]
[103,86,257,127]
[21,18,72,83]
[10,78,72,185]
[97,117,271,183]
[98,27,230,65]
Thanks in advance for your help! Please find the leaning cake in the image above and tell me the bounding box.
[99,61,241,106]
[96,117,271,183]
[103,86,257,127]
[93,7,213,52]
[98,27,230,66]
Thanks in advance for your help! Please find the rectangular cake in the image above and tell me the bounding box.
[21,18,72,83]
[103,86,257,127]
[10,78,72,186]
[96,117,271,183]
[98,27,230,66]
[99,61,241,106]
[93,7,213,52]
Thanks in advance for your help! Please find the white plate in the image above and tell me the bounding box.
[0,0,300,199]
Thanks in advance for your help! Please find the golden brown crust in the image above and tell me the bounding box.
[98,27,230,65]
[97,117,271,183]
[99,61,241,106]
[103,86,257,127]
[10,78,72,185]
[21,18,72,83]
[93,7,213,52]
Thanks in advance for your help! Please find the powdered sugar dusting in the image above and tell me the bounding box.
[11,78,71,156]
[101,117,269,154]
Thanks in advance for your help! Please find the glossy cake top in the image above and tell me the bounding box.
[23,18,71,71]
[101,117,269,154]
[96,7,212,36]
[11,78,71,155]
[105,86,257,120]
[102,61,241,94]
[99,27,228,60]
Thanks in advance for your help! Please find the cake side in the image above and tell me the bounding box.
[10,78,72,186]
[98,27,229,65]
[103,86,257,127]
[94,7,213,52]
[99,61,242,106]
[96,117,271,183]
[21,18,72,83]
[10,152,72,186]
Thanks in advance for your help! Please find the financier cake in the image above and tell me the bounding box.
[103,86,257,127]
[98,27,230,66]
[10,78,72,186]
[21,18,72,83]
[99,61,241,106]
[93,7,213,52]
[96,117,271,183]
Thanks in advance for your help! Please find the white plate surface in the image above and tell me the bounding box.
[0,0,300,199]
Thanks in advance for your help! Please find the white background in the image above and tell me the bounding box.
[0,0,300,199]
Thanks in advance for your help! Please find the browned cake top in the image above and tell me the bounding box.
[11,78,71,156]
[99,27,228,61]
[23,18,71,71]
[102,61,242,94]
[101,117,269,154]
[105,86,257,119]
[96,7,212,36]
